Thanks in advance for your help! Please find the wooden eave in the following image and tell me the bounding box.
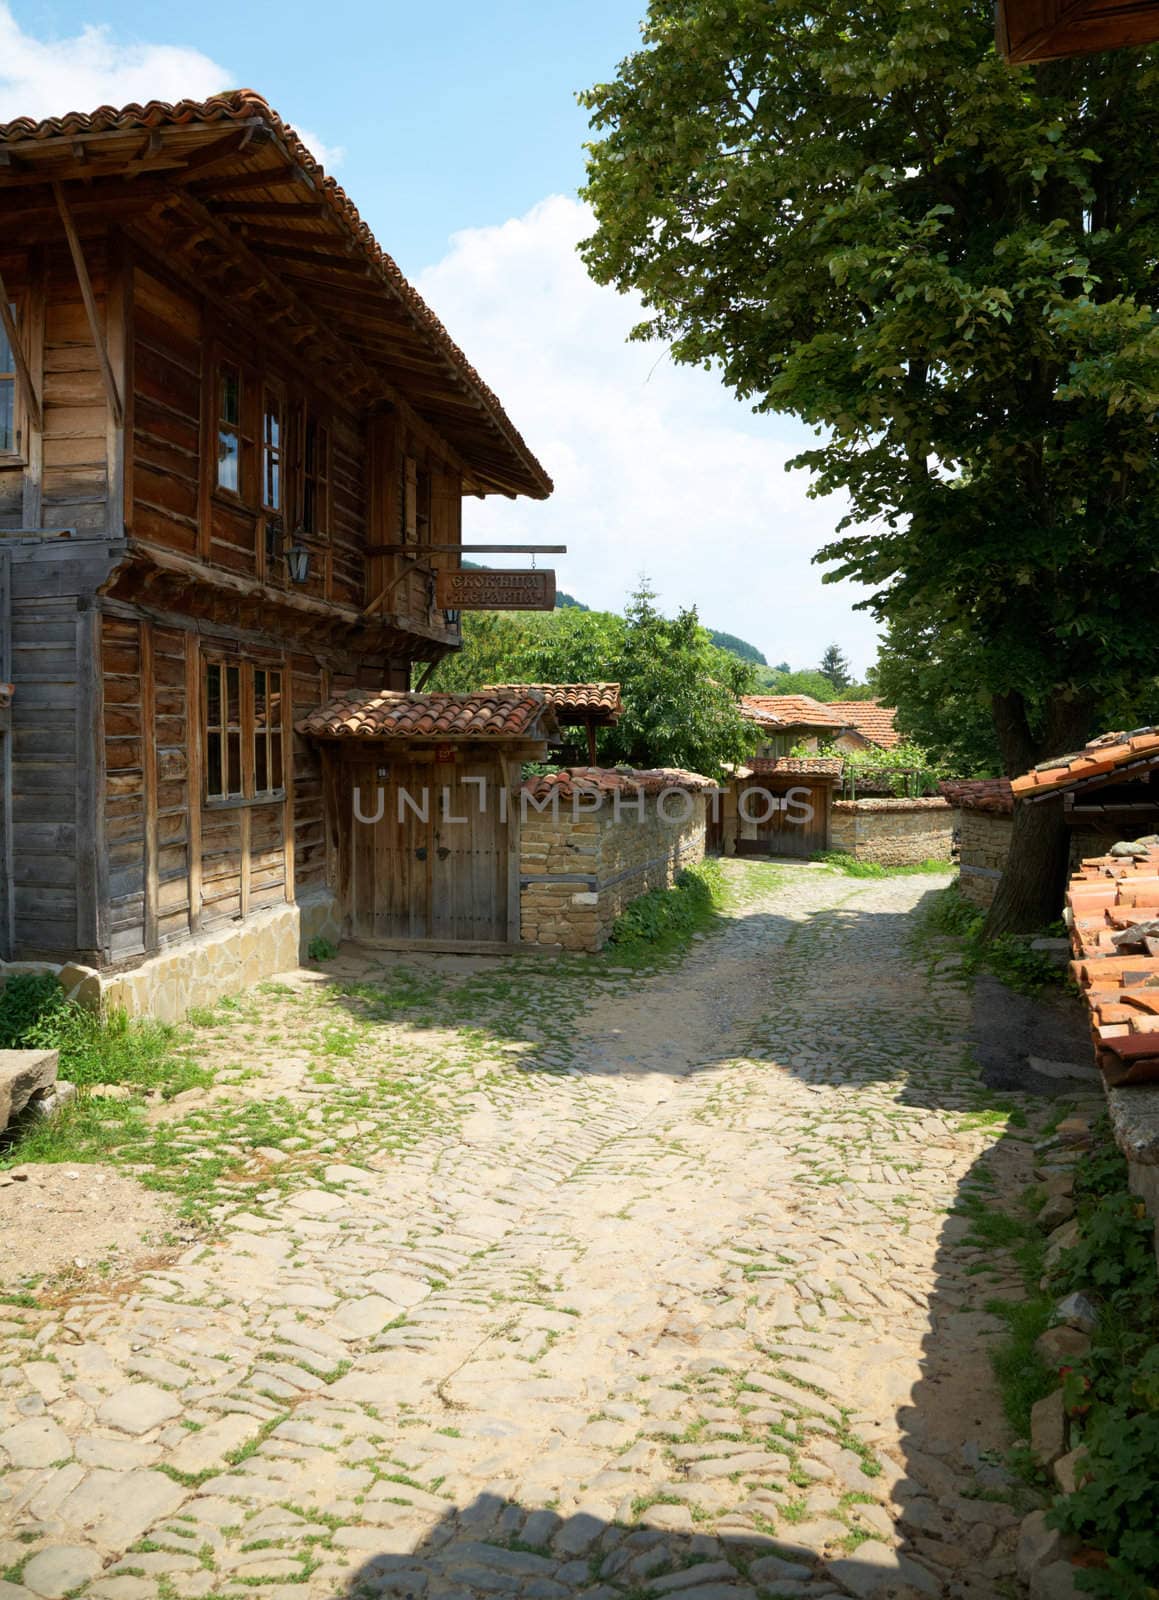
[102,539,461,662]
[997,0,1159,60]
[0,98,552,501]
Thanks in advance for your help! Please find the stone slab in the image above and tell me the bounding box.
[0,1049,58,1128]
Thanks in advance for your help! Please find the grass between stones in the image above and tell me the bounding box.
[811,850,951,879]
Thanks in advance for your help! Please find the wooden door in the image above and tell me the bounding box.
[348,756,511,944]
[736,779,830,859]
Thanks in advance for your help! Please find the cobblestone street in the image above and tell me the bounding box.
[0,863,1048,1600]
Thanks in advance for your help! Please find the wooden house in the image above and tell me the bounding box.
[0,92,550,1011]
[740,695,852,756]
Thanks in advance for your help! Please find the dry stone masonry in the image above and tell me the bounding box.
[829,798,953,867]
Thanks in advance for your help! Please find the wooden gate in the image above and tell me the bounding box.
[734,777,831,859]
[344,755,517,946]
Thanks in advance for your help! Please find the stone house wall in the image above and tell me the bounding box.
[829,797,954,867]
[520,791,708,952]
[958,809,1014,908]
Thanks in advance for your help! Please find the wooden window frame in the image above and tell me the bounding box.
[213,359,250,502]
[300,405,332,544]
[203,657,287,810]
[260,383,286,584]
[0,296,28,464]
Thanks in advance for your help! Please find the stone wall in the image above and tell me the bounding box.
[829,797,953,866]
[0,888,341,1024]
[520,789,708,952]
[958,808,1014,908]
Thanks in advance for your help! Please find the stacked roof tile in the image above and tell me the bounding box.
[521,767,718,800]
[1067,842,1159,1086]
[1012,728,1159,802]
[825,701,901,749]
[484,684,622,724]
[740,695,848,730]
[298,689,557,741]
[939,778,1014,815]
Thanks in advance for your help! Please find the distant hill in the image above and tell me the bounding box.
[707,630,767,666]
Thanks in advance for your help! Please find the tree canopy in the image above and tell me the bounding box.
[580,0,1159,928]
[429,581,758,777]
[819,644,853,693]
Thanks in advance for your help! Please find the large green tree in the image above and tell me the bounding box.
[430,582,757,776]
[580,0,1159,931]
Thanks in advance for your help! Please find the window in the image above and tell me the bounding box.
[0,305,17,456]
[302,412,330,539]
[262,392,282,511]
[204,660,285,804]
[252,669,284,797]
[216,363,242,493]
[400,454,430,545]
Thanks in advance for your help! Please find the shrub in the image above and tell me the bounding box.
[307,936,338,962]
[608,861,724,954]
[0,973,67,1049]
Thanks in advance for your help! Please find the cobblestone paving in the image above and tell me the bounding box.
[0,864,1044,1600]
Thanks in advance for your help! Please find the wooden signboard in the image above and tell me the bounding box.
[436,568,556,612]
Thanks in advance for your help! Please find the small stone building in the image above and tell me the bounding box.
[939,779,1015,909]
[720,757,841,858]
[830,796,953,866]
[520,768,715,950]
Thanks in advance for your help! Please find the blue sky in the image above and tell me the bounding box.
[1,1,884,674]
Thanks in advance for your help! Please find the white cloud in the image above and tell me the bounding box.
[0,4,227,121]
[417,196,882,676]
[0,7,343,170]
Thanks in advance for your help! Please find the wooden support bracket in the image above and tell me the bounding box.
[0,268,43,435]
[54,182,124,428]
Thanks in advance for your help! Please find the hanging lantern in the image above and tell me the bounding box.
[286,530,311,585]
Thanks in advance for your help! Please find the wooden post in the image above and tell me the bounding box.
[282,651,295,906]
[185,637,203,934]
[0,267,43,435]
[0,552,11,959]
[53,182,124,427]
[140,621,158,952]
[586,719,598,766]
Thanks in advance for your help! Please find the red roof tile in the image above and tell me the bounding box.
[1066,842,1159,1085]
[484,684,622,725]
[521,767,718,800]
[0,93,550,500]
[298,690,558,741]
[825,701,901,750]
[746,756,844,779]
[939,778,1014,815]
[741,695,848,730]
[1012,728,1159,801]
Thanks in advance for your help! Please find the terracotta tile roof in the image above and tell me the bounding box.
[741,695,848,730]
[747,756,844,778]
[833,796,951,814]
[1067,842,1159,1086]
[0,93,550,500]
[484,684,622,725]
[939,778,1014,815]
[298,689,558,741]
[522,767,718,800]
[825,701,901,750]
[1012,728,1159,802]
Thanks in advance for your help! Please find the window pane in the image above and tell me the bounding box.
[268,673,281,727]
[265,454,280,509]
[271,731,283,789]
[303,476,316,534]
[217,429,239,492]
[226,665,240,728]
[220,367,240,426]
[0,311,12,372]
[207,730,223,798]
[0,380,13,454]
[206,663,221,728]
[255,732,268,795]
[253,669,267,729]
[227,732,242,796]
[263,397,281,508]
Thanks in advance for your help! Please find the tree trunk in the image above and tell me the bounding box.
[984,794,1070,936]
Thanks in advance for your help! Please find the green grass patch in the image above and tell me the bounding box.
[913,884,1066,995]
[812,850,950,879]
[607,860,726,959]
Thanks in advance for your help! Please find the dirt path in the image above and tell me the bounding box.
[0,863,1047,1600]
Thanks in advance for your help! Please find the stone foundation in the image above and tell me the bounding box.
[958,808,1013,908]
[1106,1083,1159,1265]
[520,791,708,952]
[829,797,953,866]
[0,889,341,1024]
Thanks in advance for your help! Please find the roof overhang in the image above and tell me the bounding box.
[996,0,1159,61]
[0,92,552,501]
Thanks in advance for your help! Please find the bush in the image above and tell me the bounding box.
[608,861,724,955]
[0,973,67,1049]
